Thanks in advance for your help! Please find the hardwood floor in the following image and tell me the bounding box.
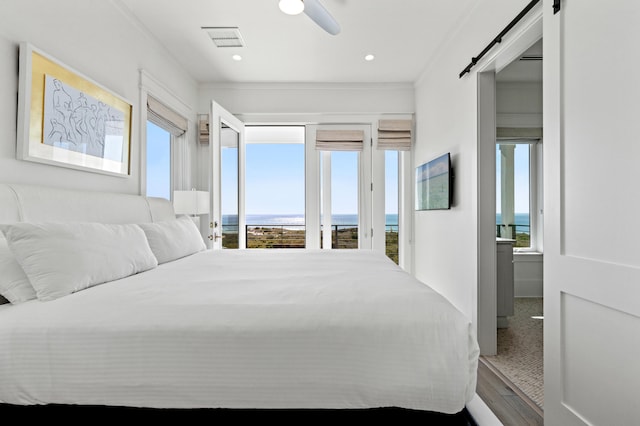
[476,357,544,425]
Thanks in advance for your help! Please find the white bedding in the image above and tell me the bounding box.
[0,249,478,413]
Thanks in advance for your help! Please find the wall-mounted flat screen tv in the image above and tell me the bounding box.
[416,152,452,210]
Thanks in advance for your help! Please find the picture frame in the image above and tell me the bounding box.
[17,43,132,177]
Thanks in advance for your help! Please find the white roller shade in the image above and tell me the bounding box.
[147,95,188,136]
[315,130,364,151]
[377,119,412,151]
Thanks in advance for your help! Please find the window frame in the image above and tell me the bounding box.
[496,138,543,253]
[139,70,194,200]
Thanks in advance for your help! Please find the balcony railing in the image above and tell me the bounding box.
[385,225,399,264]
[496,223,531,248]
[327,225,358,249]
[237,224,399,264]
[246,225,305,249]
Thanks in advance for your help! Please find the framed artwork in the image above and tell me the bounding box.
[17,43,132,176]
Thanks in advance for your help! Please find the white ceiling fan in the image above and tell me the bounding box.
[279,0,341,35]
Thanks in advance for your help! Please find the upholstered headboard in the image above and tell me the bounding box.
[0,183,176,304]
[0,184,175,225]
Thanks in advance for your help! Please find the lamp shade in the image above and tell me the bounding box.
[173,190,209,215]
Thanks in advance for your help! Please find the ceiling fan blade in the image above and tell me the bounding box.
[303,0,341,35]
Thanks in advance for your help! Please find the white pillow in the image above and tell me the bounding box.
[3,222,158,301]
[138,216,206,264]
[0,235,36,304]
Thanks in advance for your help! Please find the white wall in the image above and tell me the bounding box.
[496,82,542,127]
[0,0,198,194]
[412,0,534,323]
[197,83,414,117]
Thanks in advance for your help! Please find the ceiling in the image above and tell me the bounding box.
[119,0,481,84]
[496,39,542,83]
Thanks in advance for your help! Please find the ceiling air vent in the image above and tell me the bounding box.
[202,27,245,48]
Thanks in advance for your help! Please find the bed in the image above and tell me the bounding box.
[0,184,479,417]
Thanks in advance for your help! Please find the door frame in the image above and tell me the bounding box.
[476,6,542,355]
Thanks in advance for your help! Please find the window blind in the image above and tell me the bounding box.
[377,119,412,151]
[198,114,210,144]
[496,127,542,140]
[147,95,188,136]
[315,129,364,151]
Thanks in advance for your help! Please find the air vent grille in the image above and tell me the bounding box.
[520,55,542,61]
[202,27,245,48]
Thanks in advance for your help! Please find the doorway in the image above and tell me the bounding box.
[478,35,544,415]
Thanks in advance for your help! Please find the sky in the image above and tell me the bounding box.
[146,121,171,200]
[146,124,404,217]
[496,143,530,214]
[222,139,400,216]
[147,124,528,218]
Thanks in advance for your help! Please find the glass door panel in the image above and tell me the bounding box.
[221,125,239,248]
[210,100,245,250]
[328,151,359,249]
[384,150,399,263]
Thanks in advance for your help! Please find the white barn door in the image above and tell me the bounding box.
[544,1,640,424]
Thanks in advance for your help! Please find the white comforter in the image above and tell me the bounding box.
[0,249,478,413]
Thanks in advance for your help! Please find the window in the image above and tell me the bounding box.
[146,121,171,199]
[245,128,305,248]
[496,140,542,250]
[376,119,411,265]
[385,150,399,263]
[322,150,360,249]
[144,92,188,201]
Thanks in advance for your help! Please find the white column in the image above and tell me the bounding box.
[500,144,515,239]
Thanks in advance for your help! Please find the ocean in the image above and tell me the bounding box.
[222,214,399,230]
[496,212,530,234]
[222,213,528,233]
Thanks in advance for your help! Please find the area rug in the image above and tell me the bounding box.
[483,297,543,409]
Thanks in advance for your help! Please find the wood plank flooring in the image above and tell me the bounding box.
[476,357,544,425]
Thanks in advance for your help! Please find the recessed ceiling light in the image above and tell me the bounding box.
[365,54,375,61]
[279,0,304,15]
[232,54,242,61]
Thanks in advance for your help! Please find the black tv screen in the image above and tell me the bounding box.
[416,153,452,210]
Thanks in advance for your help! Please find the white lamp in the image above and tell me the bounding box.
[279,0,304,15]
[173,189,209,227]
